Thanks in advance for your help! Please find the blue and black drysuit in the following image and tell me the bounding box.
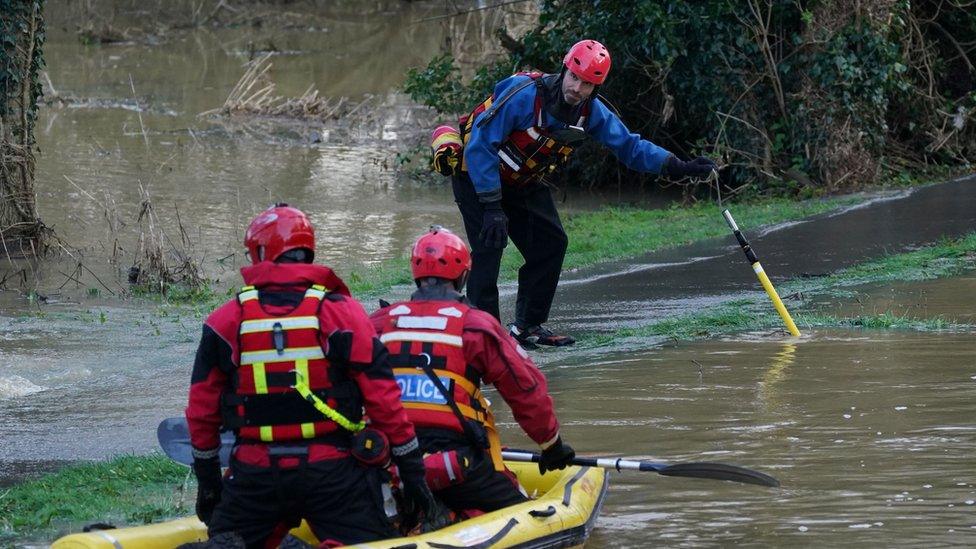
[454,72,674,327]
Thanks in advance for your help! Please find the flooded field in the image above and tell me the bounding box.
[1,2,975,547]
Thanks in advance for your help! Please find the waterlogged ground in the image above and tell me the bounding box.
[493,321,976,547]
[2,2,976,546]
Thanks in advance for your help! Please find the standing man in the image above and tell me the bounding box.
[186,204,445,547]
[450,39,716,348]
[370,226,575,515]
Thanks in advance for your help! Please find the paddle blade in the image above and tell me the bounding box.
[156,417,233,467]
[156,417,195,466]
[658,462,780,487]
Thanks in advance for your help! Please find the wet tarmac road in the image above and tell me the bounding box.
[530,175,976,335]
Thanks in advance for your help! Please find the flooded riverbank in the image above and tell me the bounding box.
[2,2,975,546]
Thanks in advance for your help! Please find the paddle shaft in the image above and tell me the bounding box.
[158,418,779,487]
[722,209,801,336]
[502,450,664,472]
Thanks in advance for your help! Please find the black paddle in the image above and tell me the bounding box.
[500,450,779,487]
[157,417,779,487]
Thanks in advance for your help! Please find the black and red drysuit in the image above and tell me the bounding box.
[186,261,419,547]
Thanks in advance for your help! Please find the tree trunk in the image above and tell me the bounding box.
[0,0,45,250]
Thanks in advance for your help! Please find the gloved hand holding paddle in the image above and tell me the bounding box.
[538,437,576,474]
[192,455,223,525]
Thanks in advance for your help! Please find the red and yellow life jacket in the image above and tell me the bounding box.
[377,300,505,471]
[458,72,590,187]
[222,284,362,443]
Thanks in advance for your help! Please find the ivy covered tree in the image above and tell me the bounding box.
[406,0,975,197]
[0,0,45,247]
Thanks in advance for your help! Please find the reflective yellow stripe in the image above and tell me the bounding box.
[295,359,310,390]
[306,284,327,300]
[259,426,273,441]
[301,422,316,439]
[379,331,464,347]
[240,316,319,334]
[252,363,268,394]
[240,347,325,365]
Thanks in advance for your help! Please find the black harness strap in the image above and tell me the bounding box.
[413,341,487,449]
[475,77,542,130]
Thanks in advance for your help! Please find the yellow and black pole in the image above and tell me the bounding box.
[722,209,801,337]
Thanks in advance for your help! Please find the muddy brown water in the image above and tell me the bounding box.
[3,3,976,547]
[531,328,976,547]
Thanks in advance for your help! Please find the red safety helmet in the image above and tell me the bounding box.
[411,226,471,286]
[244,203,315,264]
[563,39,612,85]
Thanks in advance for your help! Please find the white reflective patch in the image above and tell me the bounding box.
[515,343,529,358]
[752,263,765,274]
[397,316,449,330]
[240,346,325,365]
[526,127,542,140]
[380,331,463,347]
[498,149,521,171]
[443,451,456,481]
[437,307,463,318]
[240,316,319,334]
[389,304,412,316]
[305,288,326,300]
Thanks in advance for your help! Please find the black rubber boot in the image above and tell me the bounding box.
[509,324,576,348]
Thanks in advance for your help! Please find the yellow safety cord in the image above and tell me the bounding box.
[292,371,365,433]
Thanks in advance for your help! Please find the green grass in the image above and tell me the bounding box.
[499,195,862,283]
[577,232,976,346]
[801,232,976,289]
[0,455,190,543]
[336,194,863,300]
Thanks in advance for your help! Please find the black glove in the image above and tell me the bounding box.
[662,155,717,179]
[395,446,452,533]
[479,201,508,249]
[538,437,576,474]
[192,456,223,525]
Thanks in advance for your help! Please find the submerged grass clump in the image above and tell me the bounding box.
[0,455,189,542]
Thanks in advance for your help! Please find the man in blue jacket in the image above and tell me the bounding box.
[452,39,717,348]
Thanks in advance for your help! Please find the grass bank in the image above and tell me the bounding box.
[579,231,976,346]
[336,193,865,300]
[0,455,189,544]
[146,191,866,314]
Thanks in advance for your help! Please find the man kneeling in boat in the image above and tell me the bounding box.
[370,226,576,517]
[185,204,447,547]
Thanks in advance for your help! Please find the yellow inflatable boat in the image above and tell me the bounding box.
[51,461,608,549]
